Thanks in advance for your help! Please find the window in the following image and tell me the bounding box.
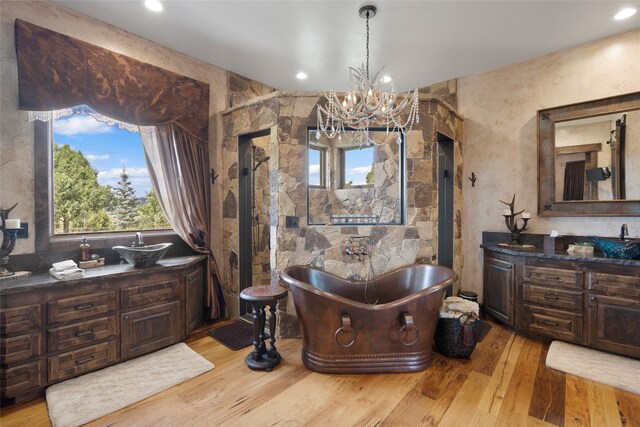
[308,145,326,188]
[340,145,375,188]
[50,111,170,235]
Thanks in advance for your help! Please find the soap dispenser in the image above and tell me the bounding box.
[79,236,91,262]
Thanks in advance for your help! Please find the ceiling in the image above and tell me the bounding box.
[54,1,640,92]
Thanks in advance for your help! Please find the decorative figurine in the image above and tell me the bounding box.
[499,194,531,245]
[1,203,21,277]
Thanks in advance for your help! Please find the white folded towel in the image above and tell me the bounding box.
[49,267,84,280]
[52,260,78,272]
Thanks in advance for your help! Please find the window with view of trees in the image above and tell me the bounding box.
[52,112,170,234]
[340,145,374,188]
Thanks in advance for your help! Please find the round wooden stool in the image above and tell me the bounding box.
[239,285,288,371]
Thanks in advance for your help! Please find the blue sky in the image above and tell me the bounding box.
[308,146,373,185]
[53,115,152,197]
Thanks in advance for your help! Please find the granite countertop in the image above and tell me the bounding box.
[481,244,640,267]
[0,255,207,295]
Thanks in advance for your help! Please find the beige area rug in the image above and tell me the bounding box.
[46,343,214,427]
[546,340,640,394]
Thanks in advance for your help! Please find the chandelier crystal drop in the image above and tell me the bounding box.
[316,5,419,146]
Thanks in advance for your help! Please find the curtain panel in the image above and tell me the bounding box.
[14,19,209,141]
[141,124,226,320]
[563,160,586,201]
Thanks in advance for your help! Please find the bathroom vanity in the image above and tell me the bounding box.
[482,238,640,359]
[0,255,206,404]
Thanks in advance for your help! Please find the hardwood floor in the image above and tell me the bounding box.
[1,320,638,426]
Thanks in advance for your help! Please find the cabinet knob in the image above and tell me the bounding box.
[124,315,129,320]
[589,296,597,302]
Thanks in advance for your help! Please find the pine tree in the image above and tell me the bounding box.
[53,144,107,233]
[113,166,139,229]
[136,190,170,230]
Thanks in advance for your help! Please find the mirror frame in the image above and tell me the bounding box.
[537,91,640,216]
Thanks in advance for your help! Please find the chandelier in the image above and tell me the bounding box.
[316,5,420,146]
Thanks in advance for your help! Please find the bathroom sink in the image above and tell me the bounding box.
[113,243,173,267]
[590,237,640,260]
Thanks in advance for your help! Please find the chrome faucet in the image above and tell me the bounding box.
[132,232,145,247]
[620,224,629,241]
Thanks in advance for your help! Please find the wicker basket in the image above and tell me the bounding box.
[434,317,491,358]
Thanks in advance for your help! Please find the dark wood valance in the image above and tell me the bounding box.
[14,19,209,141]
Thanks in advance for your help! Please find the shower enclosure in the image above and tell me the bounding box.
[238,130,272,315]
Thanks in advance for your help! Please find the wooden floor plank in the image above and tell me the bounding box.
[588,381,623,427]
[528,342,566,426]
[381,389,436,427]
[615,388,640,427]
[2,321,639,427]
[438,371,492,427]
[469,333,524,425]
[471,321,513,377]
[495,338,543,425]
[564,374,591,427]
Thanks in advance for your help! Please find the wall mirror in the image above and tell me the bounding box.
[538,92,640,216]
[307,129,405,225]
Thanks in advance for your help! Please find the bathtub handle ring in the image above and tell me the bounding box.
[399,314,419,346]
[334,314,356,348]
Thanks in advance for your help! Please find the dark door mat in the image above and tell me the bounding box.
[207,319,267,351]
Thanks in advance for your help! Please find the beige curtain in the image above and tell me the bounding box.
[140,123,226,320]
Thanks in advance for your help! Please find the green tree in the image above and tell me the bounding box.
[53,144,107,233]
[365,162,374,184]
[113,166,138,229]
[136,190,170,229]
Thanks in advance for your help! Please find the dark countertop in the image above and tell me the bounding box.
[0,255,207,296]
[481,244,640,267]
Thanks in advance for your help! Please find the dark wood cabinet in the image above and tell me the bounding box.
[483,253,515,326]
[185,267,204,333]
[0,257,205,405]
[483,247,640,359]
[121,301,181,359]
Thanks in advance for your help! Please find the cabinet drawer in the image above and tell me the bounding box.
[0,360,44,398]
[48,340,116,382]
[0,333,42,365]
[523,284,583,311]
[0,304,41,335]
[48,316,117,352]
[48,292,116,324]
[587,272,640,297]
[524,266,582,290]
[120,279,180,310]
[523,305,582,343]
[121,301,181,359]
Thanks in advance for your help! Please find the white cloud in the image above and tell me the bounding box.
[86,153,110,161]
[54,116,112,136]
[98,167,149,180]
[345,166,372,175]
[309,164,320,174]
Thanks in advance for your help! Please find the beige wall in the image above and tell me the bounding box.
[458,28,640,300]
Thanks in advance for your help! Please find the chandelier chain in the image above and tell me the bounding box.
[366,10,370,81]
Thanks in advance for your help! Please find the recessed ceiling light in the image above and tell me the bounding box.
[382,75,392,83]
[296,72,308,80]
[144,0,164,12]
[614,7,637,20]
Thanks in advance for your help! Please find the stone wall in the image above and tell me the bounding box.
[221,92,463,337]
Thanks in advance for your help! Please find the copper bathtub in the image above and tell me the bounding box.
[279,264,457,374]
